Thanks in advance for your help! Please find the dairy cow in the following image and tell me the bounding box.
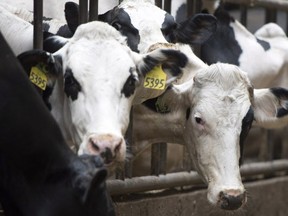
[16,20,188,172]
[0,32,114,216]
[132,58,288,210]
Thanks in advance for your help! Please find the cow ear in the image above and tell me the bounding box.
[253,88,288,129]
[65,1,80,34]
[173,14,217,45]
[138,48,188,84]
[78,168,115,215]
[132,48,188,104]
[17,50,62,109]
[17,49,62,78]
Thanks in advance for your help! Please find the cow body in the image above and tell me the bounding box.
[200,4,288,88]
[0,32,114,216]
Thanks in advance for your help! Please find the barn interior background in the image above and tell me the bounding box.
[2,0,288,215]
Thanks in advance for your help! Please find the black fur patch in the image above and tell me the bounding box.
[200,7,242,66]
[239,106,254,165]
[256,38,270,51]
[161,49,188,77]
[270,87,288,99]
[186,108,191,120]
[64,68,81,101]
[121,68,137,98]
[99,8,140,52]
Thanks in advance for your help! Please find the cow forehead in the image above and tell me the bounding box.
[191,63,252,124]
[120,1,167,29]
[62,40,135,85]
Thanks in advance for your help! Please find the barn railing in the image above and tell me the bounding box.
[30,0,288,197]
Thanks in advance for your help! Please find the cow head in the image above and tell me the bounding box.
[18,21,188,172]
[173,63,288,210]
[65,0,217,53]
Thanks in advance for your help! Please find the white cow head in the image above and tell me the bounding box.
[175,63,288,209]
[18,21,188,171]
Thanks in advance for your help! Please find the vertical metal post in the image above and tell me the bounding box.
[240,5,248,26]
[89,0,98,21]
[187,0,194,18]
[124,108,133,178]
[79,0,88,24]
[151,143,167,175]
[164,0,172,13]
[265,9,277,23]
[155,0,163,8]
[33,0,43,49]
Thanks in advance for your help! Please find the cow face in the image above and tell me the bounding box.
[18,21,188,171]
[181,63,253,210]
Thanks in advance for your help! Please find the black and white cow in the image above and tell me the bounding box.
[132,60,288,210]
[199,2,288,89]
[16,20,188,172]
[0,32,114,216]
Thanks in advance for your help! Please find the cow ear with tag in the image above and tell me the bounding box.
[17,50,62,110]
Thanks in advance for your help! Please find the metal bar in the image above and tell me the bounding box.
[33,0,43,49]
[107,159,288,195]
[187,0,194,18]
[89,0,98,21]
[151,143,167,175]
[265,8,277,23]
[124,108,133,178]
[223,0,288,11]
[240,5,248,26]
[164,0,172,13]
[155,0,162,8]
[79,0,88,24]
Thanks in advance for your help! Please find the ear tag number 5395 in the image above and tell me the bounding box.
[144,65,166,90]
[29,64,48,90]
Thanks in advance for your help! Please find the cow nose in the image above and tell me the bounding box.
[219,190,246,210]
[88,135,123,164]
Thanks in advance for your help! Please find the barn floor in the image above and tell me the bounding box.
[113,175,288,216]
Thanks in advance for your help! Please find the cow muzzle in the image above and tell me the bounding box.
[87,134,124,165]
[218,189,246,210]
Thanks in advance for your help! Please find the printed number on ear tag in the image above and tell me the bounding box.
[29,64,48,90]
[144,65,166,90]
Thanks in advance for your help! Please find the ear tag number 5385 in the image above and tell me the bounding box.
[29,64,48,90]
[144,65,166,90]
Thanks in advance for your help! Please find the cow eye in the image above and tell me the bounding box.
[195,116,203,124]
[64,68,81,101]
[112,22,122,30]
[121,74,138,98]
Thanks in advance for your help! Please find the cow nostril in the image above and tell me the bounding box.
[219,191,245,210]
[100,148,113,164]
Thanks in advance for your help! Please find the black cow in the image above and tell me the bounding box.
[0,32,115,216]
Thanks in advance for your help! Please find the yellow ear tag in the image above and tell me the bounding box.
[29,64,48,90]
[144,65,166,90]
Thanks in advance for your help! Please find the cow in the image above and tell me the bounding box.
[132,59,288,210]
[16,20,188,173]
[0,31,115,216]
[64,0,217,53]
